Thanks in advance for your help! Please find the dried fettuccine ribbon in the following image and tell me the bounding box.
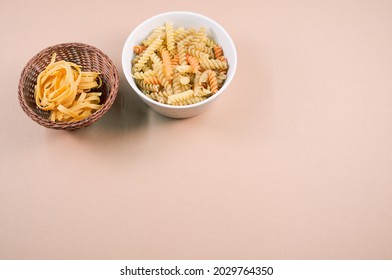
[34,53,102,122]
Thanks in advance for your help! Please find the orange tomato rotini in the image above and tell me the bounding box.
[133,45,146,54]
[207,70,218,94]
[186,54,200,73]
[213,45,224,59]
[161,47,173,80]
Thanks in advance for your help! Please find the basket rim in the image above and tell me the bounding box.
[18,42,119,130]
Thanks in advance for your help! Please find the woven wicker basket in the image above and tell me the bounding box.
[18,43,119,130]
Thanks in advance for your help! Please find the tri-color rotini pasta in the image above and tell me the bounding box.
[131,23,229,106]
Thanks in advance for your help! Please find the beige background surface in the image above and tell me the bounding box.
[1,0,392,259]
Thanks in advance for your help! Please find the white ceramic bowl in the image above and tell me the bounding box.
[122,11,237,118]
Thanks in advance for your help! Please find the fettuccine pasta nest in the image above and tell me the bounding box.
[34,53,102,122]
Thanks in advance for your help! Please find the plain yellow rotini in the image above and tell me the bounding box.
[172,72,182,94]
[178,42,187,66]
[165,22,176,55]
[133,69,155,80]
[167,89,194,105]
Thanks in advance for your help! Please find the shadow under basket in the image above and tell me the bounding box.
[18,42,119,130]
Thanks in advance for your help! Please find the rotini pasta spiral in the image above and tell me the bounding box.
[165,22,176,55]
[147,92,165,104]
[171,96,206,106]
[178,42,187,66]
[148,91,170,103]
[136,79,160,92]
[161,47,173,80]
[167,89,194,105]
[157,67,173,94]
[213,45,224,59]
[186,54,200,73]
[133,69,155,80]
[189,43,214,58]
[186,48,209,59]
[172,72,182,94]
[149,53,162,69]
[133,45,146,54]
[144,76,160,85]
[199,58,228,70]
[207,70,218,94]
[134,38,163,72]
